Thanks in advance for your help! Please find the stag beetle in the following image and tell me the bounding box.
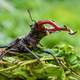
[0,10,76,61]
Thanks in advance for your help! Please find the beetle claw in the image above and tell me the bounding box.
[64,25,77,35]
[68,30,77,35]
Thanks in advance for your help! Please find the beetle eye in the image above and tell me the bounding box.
[30,24,33,27]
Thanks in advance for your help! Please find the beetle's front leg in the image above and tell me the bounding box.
[19,41,41,62]
[36,44,61,65]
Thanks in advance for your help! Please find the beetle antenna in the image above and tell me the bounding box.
[27,9,35,23]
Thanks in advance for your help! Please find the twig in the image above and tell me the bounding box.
[0,57,55,72]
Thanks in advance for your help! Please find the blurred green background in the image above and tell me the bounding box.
[0,0,80,53]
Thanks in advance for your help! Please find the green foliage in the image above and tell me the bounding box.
[0,44,80,80]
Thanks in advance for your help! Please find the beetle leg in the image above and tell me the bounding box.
[20,41,41,62]
[41,49,61,66]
